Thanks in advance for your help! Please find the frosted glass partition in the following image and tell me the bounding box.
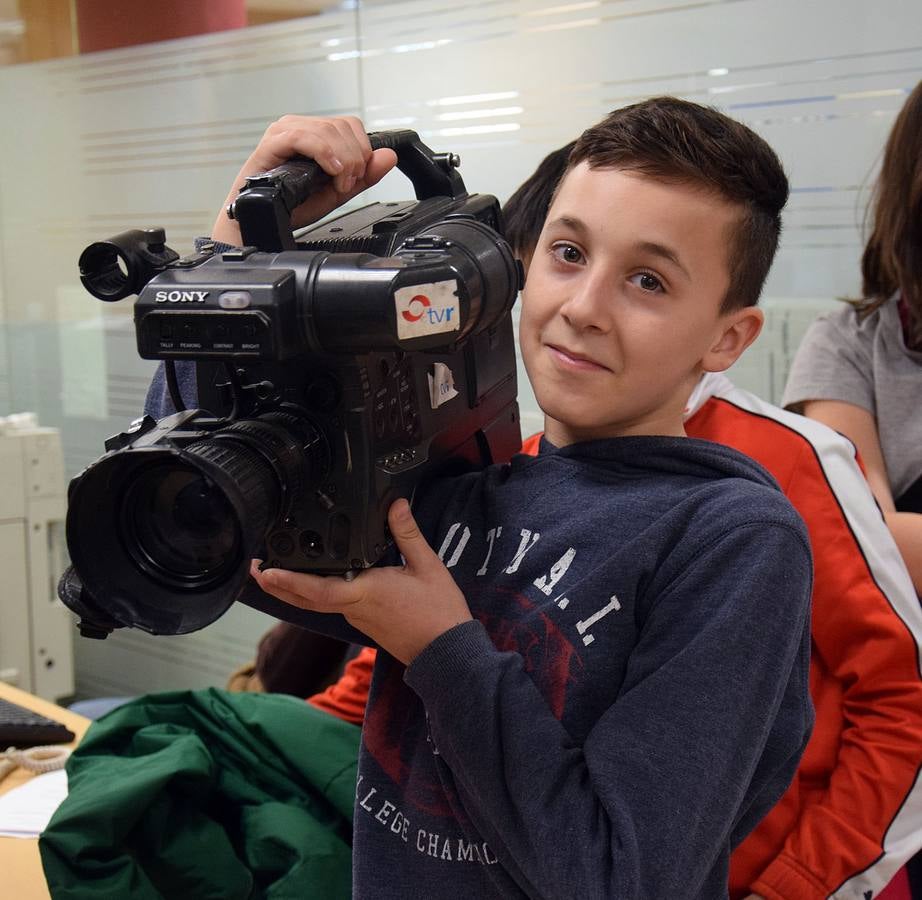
[0,0,918,698]
[0,13,366,699]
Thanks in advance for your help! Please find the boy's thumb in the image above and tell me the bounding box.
[388,498,429,566]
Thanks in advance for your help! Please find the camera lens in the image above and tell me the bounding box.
[122,464,242,589]
[64,411,326,635]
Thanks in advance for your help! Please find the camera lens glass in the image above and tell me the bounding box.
[122,463,241,589]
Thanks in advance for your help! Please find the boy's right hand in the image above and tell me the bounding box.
[211,115,399,246]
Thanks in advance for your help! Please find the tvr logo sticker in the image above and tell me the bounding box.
[395,281,460,340]
[401,294,431,323]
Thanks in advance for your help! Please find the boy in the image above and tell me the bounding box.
[503,143,922,899]
[192,100,816,897]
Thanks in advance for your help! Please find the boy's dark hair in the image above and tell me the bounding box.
[859,79,922,340]
[502,141,575,263]
[566,96,789,311]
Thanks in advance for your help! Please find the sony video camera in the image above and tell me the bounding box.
[58,130,522,639]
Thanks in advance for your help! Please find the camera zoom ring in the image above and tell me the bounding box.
[184,438,279,539]
[216,419,305,507]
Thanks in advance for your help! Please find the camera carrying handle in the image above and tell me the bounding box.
[231,129,467,252]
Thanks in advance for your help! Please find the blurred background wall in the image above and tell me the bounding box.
[0,0,918,698]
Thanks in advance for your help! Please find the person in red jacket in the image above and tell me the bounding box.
[300,142,922,900]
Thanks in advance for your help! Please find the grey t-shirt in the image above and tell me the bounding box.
[782,294,922,499]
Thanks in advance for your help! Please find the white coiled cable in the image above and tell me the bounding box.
[0,744,71,784]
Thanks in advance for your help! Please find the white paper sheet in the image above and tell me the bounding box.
[0,769,68,838]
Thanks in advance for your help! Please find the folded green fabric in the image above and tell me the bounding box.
[39,688,360,899]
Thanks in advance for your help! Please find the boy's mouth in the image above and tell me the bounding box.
[546,343,610,372]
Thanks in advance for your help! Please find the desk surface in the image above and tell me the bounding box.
[0,681,89,900]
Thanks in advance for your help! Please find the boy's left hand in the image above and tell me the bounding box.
[249,499,473,666]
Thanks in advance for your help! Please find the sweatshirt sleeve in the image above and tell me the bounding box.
[143,361,198,417]
[749,439,922,900]
[404,521,813,900]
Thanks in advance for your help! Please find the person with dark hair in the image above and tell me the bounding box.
[505,140,922,899]
[783,80,922,597]
[501,140,575,262]
[782,79,922,900]
[227,120,922,896]
[228,98,813,899]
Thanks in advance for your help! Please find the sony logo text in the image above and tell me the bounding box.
[155,290,209,303]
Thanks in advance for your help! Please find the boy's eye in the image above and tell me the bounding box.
[551,243,584,265]
[629,271,664,293]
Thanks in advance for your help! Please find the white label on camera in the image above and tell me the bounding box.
[394,280,460,341]
[428,362,459,409]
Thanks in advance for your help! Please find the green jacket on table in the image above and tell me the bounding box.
[39,688,360,899]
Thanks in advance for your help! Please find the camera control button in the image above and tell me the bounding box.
[221,246,259,261]
[219,291,252,309]
[403,236,449,251]
[269,533,295,556]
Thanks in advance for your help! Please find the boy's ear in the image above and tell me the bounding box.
[702,306,764,373]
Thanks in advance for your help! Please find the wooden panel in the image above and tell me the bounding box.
[74,0,247,54]
[19,0,74,62]
[0,681,89,900]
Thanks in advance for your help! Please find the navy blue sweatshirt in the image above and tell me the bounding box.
[343,438,813,899]
[146,374,813,898]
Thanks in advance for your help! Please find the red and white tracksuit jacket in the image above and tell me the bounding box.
[689,373,922,898]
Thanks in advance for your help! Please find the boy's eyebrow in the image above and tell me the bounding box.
[545,215,691,280]
[635,241,691,280]
[545,214,588,236]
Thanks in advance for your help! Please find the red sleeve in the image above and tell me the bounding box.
[307,646,377,726]
[750,436,922,899]
[688,397,922,899]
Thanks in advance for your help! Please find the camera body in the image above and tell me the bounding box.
[60,132,522,638]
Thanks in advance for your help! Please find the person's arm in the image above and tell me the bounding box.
[747,435,922,899]
[211,114,397,247]
[409,524,812,898]
[802,399,922,593]
[254,501,814,898]
[884,511,922,592]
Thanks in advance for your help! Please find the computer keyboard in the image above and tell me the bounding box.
[0,697,75,748]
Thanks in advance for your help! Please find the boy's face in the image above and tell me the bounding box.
[519,162,760,446]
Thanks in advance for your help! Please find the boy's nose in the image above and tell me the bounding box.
[559,281,610,333]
